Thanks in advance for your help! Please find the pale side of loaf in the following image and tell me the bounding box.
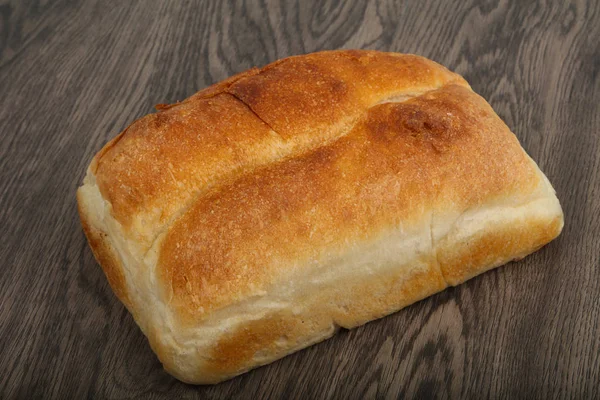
[77,50,564,384]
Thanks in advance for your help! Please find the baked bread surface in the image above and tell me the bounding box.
[77,50,563,384]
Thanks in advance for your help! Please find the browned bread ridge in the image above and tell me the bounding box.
[77,50,563,384]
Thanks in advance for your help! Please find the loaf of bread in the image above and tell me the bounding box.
[77,50,563,384]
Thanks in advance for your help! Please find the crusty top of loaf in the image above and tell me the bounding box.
[92,50,467,251]
[157,84,542,322]
[89,50,546,324]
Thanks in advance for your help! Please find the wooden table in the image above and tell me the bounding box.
[1,1,599,398]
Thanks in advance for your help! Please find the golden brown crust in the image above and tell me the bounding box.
[78,50,564,384]
[94,93,278,246]
[157,84,544,321]
[227,50,466,138]
[93,50,467,250]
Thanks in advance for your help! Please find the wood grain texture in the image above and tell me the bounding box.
[0,0,598,398]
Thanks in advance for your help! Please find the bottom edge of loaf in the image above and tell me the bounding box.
[164,265,448,385]
[157,197,562,384]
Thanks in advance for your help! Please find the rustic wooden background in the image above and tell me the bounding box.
[1,0,599,398]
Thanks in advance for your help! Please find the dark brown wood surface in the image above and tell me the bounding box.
[1,0,599,398]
